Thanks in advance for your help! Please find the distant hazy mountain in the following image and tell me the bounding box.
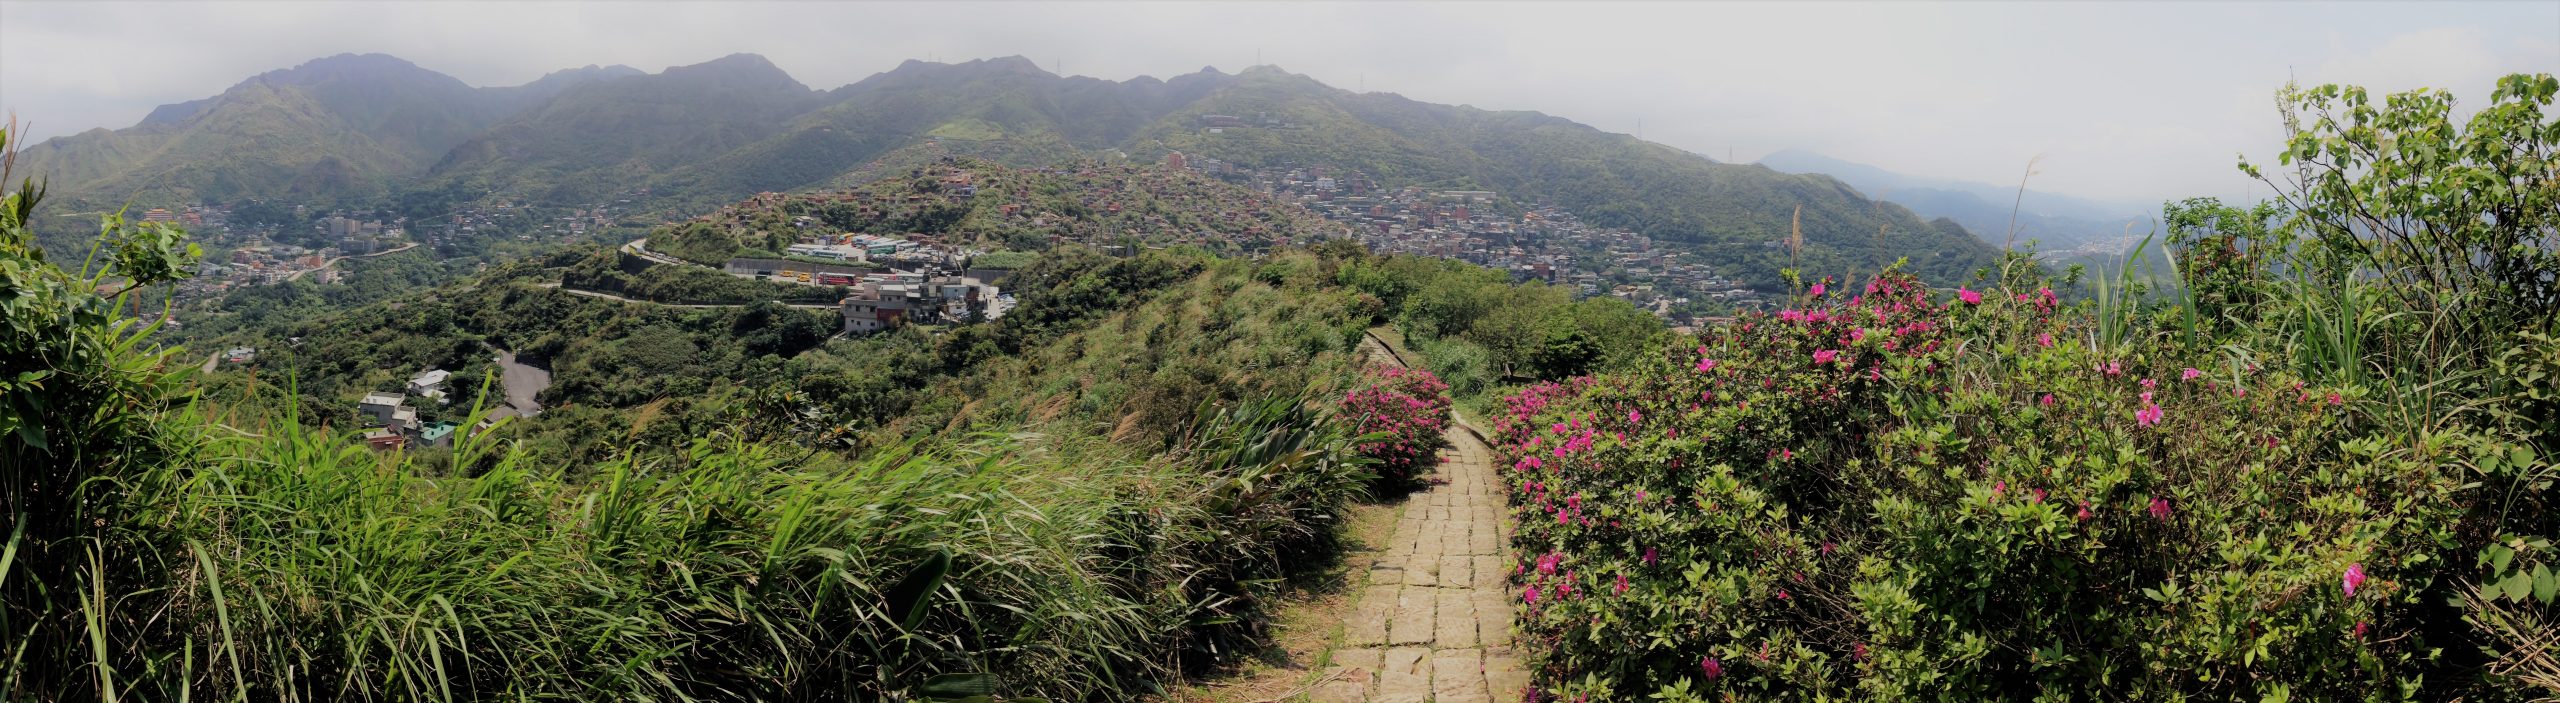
[16,53,639,205]
[21,53,2001,286]
[430,54,831,203]
[1758,149,2157,254]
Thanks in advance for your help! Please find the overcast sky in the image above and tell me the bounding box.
[3,1,2554,205]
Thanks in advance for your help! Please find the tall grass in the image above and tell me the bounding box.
[2,143,1384,697]
[32,385,1372,701]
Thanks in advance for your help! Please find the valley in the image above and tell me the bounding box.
[3,17,2553,702]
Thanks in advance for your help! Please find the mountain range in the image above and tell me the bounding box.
[18,52,2003,287]
[1756,149,2158,255]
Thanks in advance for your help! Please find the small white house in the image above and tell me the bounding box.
[408,368,452,404]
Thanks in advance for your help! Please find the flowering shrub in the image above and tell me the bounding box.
[1339,365,1454,486]
[1489,269,2538,701]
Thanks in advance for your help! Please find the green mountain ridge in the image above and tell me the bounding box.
[15,53,641,207]
[1131,68,1998,283]
[25,52,2001,285]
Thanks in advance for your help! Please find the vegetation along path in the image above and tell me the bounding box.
[535,281,839,310]
[1315,334,1527,702]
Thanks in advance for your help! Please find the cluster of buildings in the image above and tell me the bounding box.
[178,244,338,299]
[1192,161,1766,319]
[415,188,652,248]
[781,232,932,263]
[837,272,1012,334]
[139,206,219,228]
[355,368,460,452]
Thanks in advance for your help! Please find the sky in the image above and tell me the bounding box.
[2,1,2554,206]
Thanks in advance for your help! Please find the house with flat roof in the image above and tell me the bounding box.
[362,427,405,451]
[420,421,459,449]
[359,392,404,427]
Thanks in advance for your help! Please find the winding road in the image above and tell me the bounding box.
[537,282,839,310]
[286,241,420,281]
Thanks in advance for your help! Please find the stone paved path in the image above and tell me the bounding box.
[1311,420,1526,703]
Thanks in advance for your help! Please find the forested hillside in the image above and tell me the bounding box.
[647,153,1350,262]
[13,54,635,206]
[21,53,2000,287]
[1132,68,1999,285]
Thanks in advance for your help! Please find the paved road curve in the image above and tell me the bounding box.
[537,282,839,310]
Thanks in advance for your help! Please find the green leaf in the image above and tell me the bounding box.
[2501,572,2535,602]
[887,550,952,632]
[919,672,999,698]
[2532,565,2556,604]
[2490,545,2515,574]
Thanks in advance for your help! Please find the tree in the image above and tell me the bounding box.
[2242,73,2560,357]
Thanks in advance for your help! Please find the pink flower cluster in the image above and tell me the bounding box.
[1338,365,1454,484]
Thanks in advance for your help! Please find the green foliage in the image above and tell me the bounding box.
[967,250,1039,270]
[3,143,1385,700]
[1481,74,2560,702]
[2163,197,2284,336]
[558,247,844,305]
[2245,74,2560,343]
[1,125,203,697]
[1339,253,1664,404]
[1489,271,2488,700]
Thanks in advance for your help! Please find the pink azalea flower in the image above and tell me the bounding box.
[1813,349,1839,365]
[2136,403,2164,427]
[2328,392,2344,406]
[1629,410,1643,424]
[2038,332,2054,348]
[1642,547,1658,566]
[1809,283,1827,297]
[1700,657,1723,680]
[1993,480,2006,497]
[2140,377,2157,389]
[2040,394,2056,407]
[2182,367,2203,381]
[1614,573,1630,595]
[1696,357,1718,373]
[2031,488,2047,504]
[1957,287,1983,305]
[2075,501,2093,521]
[2344,563,2366,597]
[2354,621,2371,638]
[2149,497,2172,521]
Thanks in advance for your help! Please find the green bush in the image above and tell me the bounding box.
[1483,74,2560,701]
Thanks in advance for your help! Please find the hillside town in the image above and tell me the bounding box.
[1184,156,1769,319]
